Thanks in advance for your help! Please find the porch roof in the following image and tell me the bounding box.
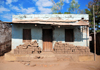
[4,20,89,26]
[3,14,89,26]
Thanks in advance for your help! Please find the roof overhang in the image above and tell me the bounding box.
[4,20,89,26]
[3,14,89,26]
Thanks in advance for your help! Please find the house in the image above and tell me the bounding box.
[10,14,89,52]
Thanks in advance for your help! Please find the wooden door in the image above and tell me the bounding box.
[65,29,74,42]
[43,29,52,51]
[23,29,31,42]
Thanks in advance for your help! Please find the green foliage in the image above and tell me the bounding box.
[64,12,70,14]
[86,0,100,33]
[79,9,86,14]
[96,30,100,32]
[53,12,62,14]
[51,0,64,14]
[68,0,80,14]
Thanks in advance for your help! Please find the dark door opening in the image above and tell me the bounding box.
[65,29,74,42]
[43,29,52,51]
[23,29,31,43]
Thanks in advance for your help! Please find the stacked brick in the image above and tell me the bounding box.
[54,42,90,54]
[14,41,41,54]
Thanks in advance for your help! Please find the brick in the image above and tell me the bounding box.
[38,47,41,51]
[21,49,27,54]
[27,50,32,54]
[14,49,19,54]
[18,49,22,54]
[18,45,23,49]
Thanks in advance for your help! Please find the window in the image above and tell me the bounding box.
[23,29,31,42]
[65,29,74,42]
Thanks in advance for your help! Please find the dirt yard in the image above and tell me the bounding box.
[0,55,100,70]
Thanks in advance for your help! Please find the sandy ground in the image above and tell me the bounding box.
[0,55,100,70]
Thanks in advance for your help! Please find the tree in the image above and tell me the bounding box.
[85,0,100,33]
[79,9,86,14]
[68,0,80,14]
[51,0,64,14]
[64,12,70,14]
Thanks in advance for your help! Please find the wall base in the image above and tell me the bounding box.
[4,51,94,62]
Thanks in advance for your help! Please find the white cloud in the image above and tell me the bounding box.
[6,0,18,4]
[9,4,36,14]
[38,7,52,14]
[6,0,12,4]
[33,0,53,14]
[0,6,10,13]
[11,6,20,11]
[20,7,36,14]
[2,13,13,20]
[36,0,53,7]
[64,0,69,3]
[3,15,11,20]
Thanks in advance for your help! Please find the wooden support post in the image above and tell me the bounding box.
[93,5,96,61]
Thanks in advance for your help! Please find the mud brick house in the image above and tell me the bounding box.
[10,14,89,52]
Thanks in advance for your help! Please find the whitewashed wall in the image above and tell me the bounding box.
[13,14,89,21]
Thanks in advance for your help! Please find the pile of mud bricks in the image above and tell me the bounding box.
[54,42,90,54]
[14,41,41,54]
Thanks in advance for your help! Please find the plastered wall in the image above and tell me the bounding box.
[12,24,89,50]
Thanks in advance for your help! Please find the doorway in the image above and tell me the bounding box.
[43,29,52,51]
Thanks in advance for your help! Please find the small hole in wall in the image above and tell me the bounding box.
[81,17,84,20]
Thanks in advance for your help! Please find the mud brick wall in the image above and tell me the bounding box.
[14,41,41,54]
[54,42,90,54]
[0,21,11,56]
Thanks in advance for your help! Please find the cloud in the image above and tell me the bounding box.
[9,5,36,14]
[1,13,13,20]
[64,0,69,3]
[0,6,10,13]
[33,0,53,14]
[11,6,20,11]
[3,14,12,20]
[7,3,35,14]
[20,7,36,14]
[6,0,18,4]
[35,0,53,7]
[38,7,52,14]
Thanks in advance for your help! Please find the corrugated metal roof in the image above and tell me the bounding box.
[12,19,77,22]
[6,20,89,26]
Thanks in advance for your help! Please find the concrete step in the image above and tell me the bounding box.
[4,52,94,62]
[31,57,57,62]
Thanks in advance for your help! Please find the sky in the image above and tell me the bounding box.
[0,0,92,22]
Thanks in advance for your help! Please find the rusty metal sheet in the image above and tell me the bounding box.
[7,20,89,26]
